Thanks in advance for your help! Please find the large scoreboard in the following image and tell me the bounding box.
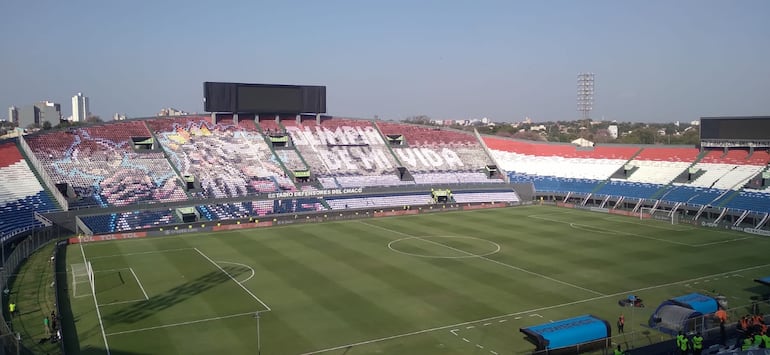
[700,116,770,141]
[204,82,326,114]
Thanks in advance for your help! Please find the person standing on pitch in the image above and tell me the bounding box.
[617,314,625,334]
[43,316,50,337]
[614,344,625,355]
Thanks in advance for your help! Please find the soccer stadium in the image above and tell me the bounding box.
[1,83,770,355]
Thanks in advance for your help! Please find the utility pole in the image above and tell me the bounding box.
[255,311,262,355]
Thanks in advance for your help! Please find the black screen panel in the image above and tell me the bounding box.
[701,117,770,140]
[203,82,237,112]
[237,85,302,113]
[204,82,326,113]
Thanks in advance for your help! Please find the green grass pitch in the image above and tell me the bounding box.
[63,205,770,354]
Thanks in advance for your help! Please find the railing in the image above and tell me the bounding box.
[0,228,61,355]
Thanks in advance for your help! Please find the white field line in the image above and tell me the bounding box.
[530,211,759,247]
[106,311,256,336]
[361,221,605,296]
[693,236,755,247]
[216,261,256,283]
[79,242,111,355]
[88,247,194,260]
[299,262,770,355]
[92,268,130,273]
[528,214,692,247]
[194,248,271,311]
[129,267,149,300]
[98,299,147,307]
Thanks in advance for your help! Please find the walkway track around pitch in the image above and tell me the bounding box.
[299,262,770,355]
[527,212,757,247]
[362,221,605,297]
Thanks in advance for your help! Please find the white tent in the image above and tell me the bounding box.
[571,137,594,147]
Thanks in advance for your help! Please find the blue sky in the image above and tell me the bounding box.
[1,0,768,123]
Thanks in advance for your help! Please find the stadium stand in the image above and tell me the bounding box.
[658,186,727,206]
[722,191,770,214]
[201,198,327,220]
[624,160,690,185]
[326,193,432,210]
[274,149,307,171]
[687,163,764,189]
[633,147,700,162]
[451,191,520,203]
[377,123,499,184]
[485,137,634,181]
[596,181,661,199]
[25,121,187,208]
[0,142,59,239]
[283,118,405,187]
[507,173,600,194]
[147,117,295,198]
[256,117,282,132]
[80,210,178,234]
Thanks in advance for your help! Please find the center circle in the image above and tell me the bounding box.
[388,236,501,259]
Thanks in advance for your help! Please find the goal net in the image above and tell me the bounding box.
[71,261,94,298]
[639,207,679,225]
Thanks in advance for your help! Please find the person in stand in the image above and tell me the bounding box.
[676,331,689,355]
[692,332,703,355]
[614,344,625,355]
[617,314,625,334]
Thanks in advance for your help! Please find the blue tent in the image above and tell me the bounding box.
[755,276,770,287]
[520,315,611,351]
[648,293,717,335]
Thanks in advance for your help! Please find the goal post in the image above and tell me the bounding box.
[71,261,95,298]
[639,207,679,225]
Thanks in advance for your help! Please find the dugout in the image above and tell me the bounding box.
[520,315,611,353]
[648,293,718,335]
[431,189,451,203]
[755,276,770,287]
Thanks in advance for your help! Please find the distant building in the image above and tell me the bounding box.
[8,106,19,125]
[608,125,618,139]
[19,101,61,128]
[113,113,127,121]
[71,92,90,122]
[158,107,189,116]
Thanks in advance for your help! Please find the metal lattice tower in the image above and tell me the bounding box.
[577,72,595,120]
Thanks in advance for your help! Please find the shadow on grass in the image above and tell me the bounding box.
[102,265,247,325]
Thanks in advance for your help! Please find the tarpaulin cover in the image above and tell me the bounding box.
[520,314,610,350]
[755,276,770,287]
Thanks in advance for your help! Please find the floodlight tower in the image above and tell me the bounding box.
[577,72,595,120]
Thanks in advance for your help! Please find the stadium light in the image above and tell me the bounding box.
[577,73,595,120]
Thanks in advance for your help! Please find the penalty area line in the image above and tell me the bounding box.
[194,248,271,311]
[105,311,256,336]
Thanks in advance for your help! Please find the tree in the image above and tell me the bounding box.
[403,115,433,125]
[42,121,52,130]
[86,115,103,123]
